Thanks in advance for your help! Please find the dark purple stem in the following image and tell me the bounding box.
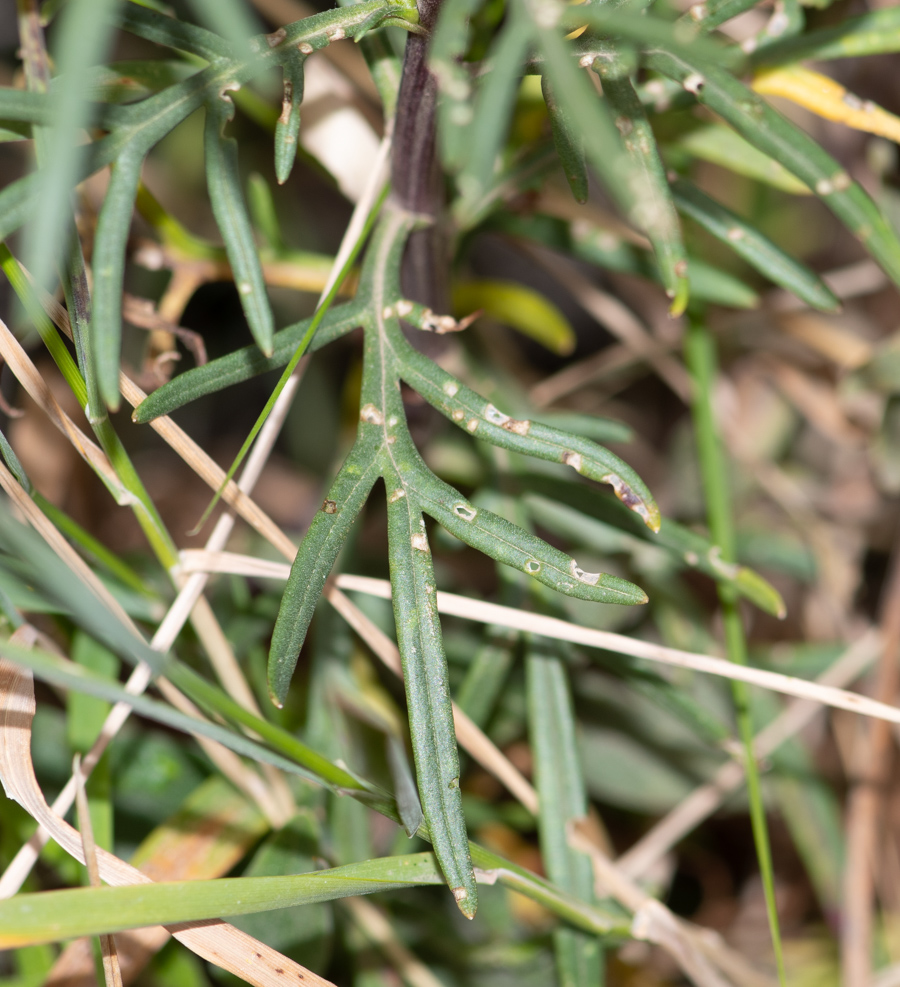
[391,0,447,311]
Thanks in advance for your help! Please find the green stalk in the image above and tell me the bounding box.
[685,318,785,986]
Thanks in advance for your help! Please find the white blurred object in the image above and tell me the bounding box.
[300,53,381,203]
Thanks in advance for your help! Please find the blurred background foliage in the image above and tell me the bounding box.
[1,0,900,985]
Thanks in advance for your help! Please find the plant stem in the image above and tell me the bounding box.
[685,317,786,986]
[391,0,447,310]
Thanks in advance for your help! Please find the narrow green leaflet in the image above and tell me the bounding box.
[275,55,306,185]
[133,302,365,422]
[528,648,603,987]
[591,47,689,314]
[516,474,786,618]
[0,853,447,947]
[671,179,839,311]
[542,75,588,204]
[397,344,660,532]
[648,50,900,289]
[117,2,234,61]
[409,462,647,604]
[268,441,380,706]
[385,480,479,917]
[204,92,275,356]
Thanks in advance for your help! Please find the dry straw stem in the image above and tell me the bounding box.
[297,572,900,729]
[0,657,335,987]
[343,897,445,987]
[843,549,900,986]
[568,821,772,987]
[175,555,900,729]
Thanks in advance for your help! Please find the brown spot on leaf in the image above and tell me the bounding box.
[322,499,337,514]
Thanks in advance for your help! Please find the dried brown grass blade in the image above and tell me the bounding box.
[0,657,335,987]
[74,753,125,987]
[0,318,127,498]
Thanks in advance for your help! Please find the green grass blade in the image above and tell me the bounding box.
[454,12,532,223]
[91,146,144,410]
[385,481,478,918]
[117,2,233,60]
[274,56,305,185]
[753,6,900,63]
[268,445,381,707]
[527,646,603,987]
[649,51,900,289]
[397,343,660,531]
[185,0,264,56]
[541,75,588,205]
[204,95,275,356]
[132,301,364,422]
[670,178,839,311]
[685,317,786,986]
[591,53,689,314]
[0,638,320,784]
[0,244,87,405]
[24,0,120,294]
[0,853,447,947]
